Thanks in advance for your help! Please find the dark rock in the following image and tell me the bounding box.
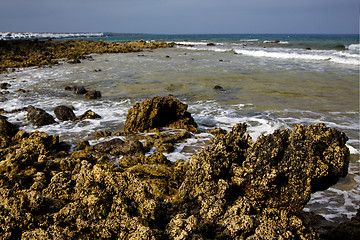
[16,88,28,93]
[213,85,224,90]
[207,43,216,46]
[92,138,145,156]
[124,96,198,133]
[27,106,56,126]
[0,82,11,89]
[65,85,88,94]
[0,115,18,145]
[0,97,7,102]
[322,208,360,240]
[54,105,76,121]
[77,110,101,120]
[75,140,90,151]
[85,90,102,99]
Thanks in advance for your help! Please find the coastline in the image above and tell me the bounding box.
[0,39,174,73]
[0,38,359,239]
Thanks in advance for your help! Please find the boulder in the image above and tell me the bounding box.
[124,96,198,133]
[27,106,56,126]
[54,105,76,121]
[85,90,102,99]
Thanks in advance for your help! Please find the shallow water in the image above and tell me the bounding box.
[1,40,359,222]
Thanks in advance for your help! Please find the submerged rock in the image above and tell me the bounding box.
[27,105,56,126]
[124,95,198,134]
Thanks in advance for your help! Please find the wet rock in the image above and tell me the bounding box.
[16,88,28,93]
[92,138,145,156]
[0,82,11,89]
[0,115,18,146]
[54,105,76,121]
[94,130,112,139]
[77,110,101,120]
[124,96,198,134]
[27,105,56,126]
[85,90,102,99]
[65,85,88,94]
[207,43,216,46]
[213,85,224,90]
[322,208,360,240]
[0,97,7,102]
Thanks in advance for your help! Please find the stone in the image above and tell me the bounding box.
[0,82,11,89]
[27,105,56,126]
[54,105,76,121]
[85,90,102,99]
[64,85,88,94]
[92,138,145,156]
[77,110,101,120]
[124,96,198,134]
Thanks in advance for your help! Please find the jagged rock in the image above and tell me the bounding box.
[0,118,351,239]
[94,130,112,139]
[175,123,349,239]
[27,105,56,126]
[54,105,76,121]
[124,96,198,134]
[77,110,101,120]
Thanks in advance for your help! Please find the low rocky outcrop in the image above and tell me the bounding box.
[27,105,56,126]
[54,105,76,121]
[0,39,175,73]
[124,96,198,134]
[0,98,353,239]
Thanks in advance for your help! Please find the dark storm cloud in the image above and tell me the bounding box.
[0,0,358,34]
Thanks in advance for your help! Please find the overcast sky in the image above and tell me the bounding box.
[1,0,358,34]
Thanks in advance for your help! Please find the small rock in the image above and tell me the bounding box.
[213,85,224,90]
[85,90,102,99]
[65,85,88,94]
[54,105,76,121]
[0,83,11,89]
[77,110,101,120]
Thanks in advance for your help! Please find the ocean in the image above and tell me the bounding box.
[1,33,359,222]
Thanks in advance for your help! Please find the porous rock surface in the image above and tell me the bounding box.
[0,108,352,239]
[124,96,198,134]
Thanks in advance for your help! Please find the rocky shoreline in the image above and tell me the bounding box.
[0,94,359,239]
[0,40,358,239]
[0,39,174,73]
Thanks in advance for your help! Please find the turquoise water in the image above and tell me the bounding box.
[2,33,359,222]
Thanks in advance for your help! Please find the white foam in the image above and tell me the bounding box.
[348,43,360,51]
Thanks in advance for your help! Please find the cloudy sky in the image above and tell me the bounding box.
[1,0,358,34]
